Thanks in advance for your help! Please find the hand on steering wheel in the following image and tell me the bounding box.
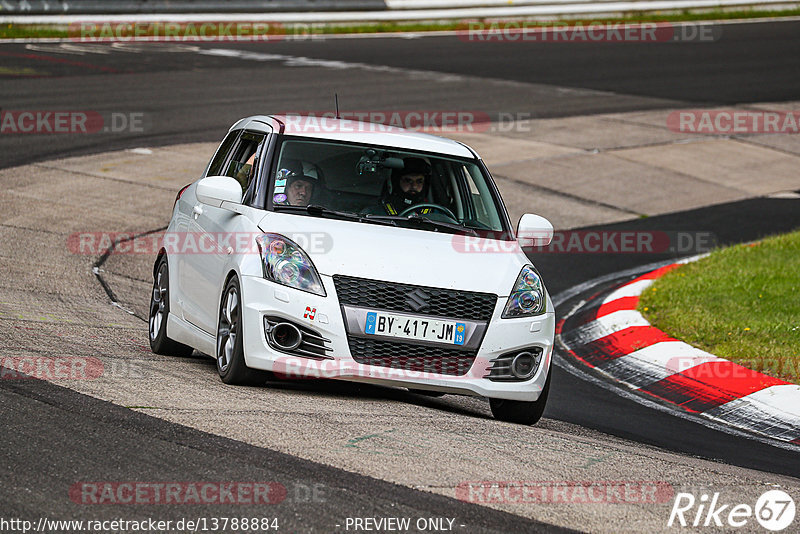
[399,203,458,222]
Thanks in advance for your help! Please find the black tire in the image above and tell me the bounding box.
[489,369,551,425]
[216,275,267,385]
[149,256,194,356]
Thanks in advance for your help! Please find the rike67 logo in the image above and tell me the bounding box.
[668,490,795,531]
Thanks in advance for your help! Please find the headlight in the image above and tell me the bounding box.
[255,234,326,296]
[502,265,546,318]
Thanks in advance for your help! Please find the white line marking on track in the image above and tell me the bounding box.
[192,46,621,95]
[24,43,116,55]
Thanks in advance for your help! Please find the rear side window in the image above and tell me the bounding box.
[206,131,239,177]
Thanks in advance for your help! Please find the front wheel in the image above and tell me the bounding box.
[149,256,193,356]
[216,275,267,386]
[489,369,551,425]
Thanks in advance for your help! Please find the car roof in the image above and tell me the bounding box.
[231,115,478,159]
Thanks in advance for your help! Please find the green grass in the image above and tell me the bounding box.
[3,8,800,39]
[639,230,800,384]
[1,23,66,39]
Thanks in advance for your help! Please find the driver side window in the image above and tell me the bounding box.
[206,130,239,178]
[205,130,267,206]
[225,132,266,192]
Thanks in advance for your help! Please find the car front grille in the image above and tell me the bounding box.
[333,275,497,321]
[347,336,477,376]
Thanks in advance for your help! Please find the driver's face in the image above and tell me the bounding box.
[399,173,425,193]
[287,179,313,206]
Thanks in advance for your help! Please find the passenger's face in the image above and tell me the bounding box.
[399,173,425,194]
[287,179,313,206]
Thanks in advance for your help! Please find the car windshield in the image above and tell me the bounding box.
[269,137,508,234]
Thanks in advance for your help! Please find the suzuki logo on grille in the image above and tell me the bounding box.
[405,289,430,312]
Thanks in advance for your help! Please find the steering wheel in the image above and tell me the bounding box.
[399,203,458,222]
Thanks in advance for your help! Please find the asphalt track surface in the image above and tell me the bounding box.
[2,377,564,533]
[1,19,799,169]
[2,19,800,531]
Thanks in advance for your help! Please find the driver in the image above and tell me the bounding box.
[273,159,317,207]
[275,173,316,206]
[380,157,432,216]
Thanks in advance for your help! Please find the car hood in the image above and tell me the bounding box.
[258,212,529,296]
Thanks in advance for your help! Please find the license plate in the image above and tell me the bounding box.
[364,311,466,345]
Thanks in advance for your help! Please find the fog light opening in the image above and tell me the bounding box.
[270,322,303,351]
[511,351,538,379]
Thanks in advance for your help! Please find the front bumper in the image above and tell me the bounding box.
[240,274,555,401]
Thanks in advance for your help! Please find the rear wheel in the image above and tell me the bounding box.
[216,275,267,385]
[149,256,193,356]
[489,370,551,425]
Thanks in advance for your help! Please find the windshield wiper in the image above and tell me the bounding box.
[274,204,397,226]
[366,213,479,236]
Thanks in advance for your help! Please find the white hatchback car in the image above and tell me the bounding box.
[149,115,555,424]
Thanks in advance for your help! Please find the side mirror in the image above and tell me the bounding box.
[517,213,553,247]
[196,176,243,208]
